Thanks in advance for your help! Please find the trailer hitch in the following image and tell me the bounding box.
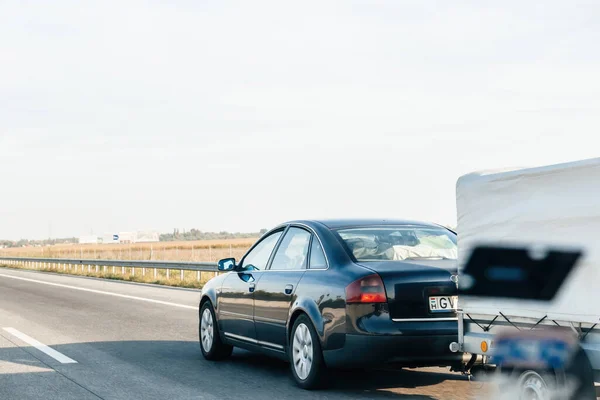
[449,354,478,378]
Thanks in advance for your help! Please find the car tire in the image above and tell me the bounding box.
[289,315,327,390]
[199,301,233,361]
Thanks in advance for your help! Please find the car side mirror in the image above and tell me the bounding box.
[217,257,236,271]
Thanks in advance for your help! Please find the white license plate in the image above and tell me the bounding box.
[429,296,458,312]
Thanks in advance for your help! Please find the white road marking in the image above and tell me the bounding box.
[3,327,78,364]
[0,273,198,310]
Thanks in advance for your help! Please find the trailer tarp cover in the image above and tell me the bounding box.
[457,157,600,324]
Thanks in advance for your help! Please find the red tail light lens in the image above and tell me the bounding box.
[346,274,387,303]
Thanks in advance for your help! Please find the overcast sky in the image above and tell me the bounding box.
[1,1,599,240]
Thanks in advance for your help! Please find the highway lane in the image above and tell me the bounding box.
[0,267,483,399]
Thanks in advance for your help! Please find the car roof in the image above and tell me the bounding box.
[286,218,445,230]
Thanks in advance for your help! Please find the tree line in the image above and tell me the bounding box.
[159,228,267,242]
[0,238,78,248]
[0,229,268,248]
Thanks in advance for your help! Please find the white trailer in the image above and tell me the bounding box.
[452,158,600,393]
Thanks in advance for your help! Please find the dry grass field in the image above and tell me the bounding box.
[0,238,258,262]
[0,238,260,288]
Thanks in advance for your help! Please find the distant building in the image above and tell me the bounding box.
[118,232,136,244]
[101,233,120,244]
[79,235,99,244]
[136,231,159,243]
[98,230,159,244]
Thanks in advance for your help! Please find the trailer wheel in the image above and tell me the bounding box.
[512,349,595,400]
[565,349,596,400]
[516,369,555,400]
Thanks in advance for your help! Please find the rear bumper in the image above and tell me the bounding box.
[323,333,462,368]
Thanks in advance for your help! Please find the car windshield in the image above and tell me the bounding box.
[336,226,457,262]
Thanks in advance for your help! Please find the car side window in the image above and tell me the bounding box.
[270,227,311,271]
[240,230,283,271]
[309,237,327,269]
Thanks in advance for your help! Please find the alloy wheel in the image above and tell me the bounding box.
[201,308,214,353]
[292,323,313,380]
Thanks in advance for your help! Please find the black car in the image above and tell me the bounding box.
[198,219,461,389]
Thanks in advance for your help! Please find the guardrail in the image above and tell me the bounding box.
[0,257,218,281]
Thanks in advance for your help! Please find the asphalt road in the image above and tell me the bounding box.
[0,267,484,400]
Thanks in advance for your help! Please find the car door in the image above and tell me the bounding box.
[253,226,311,349]
[218,229,284,342]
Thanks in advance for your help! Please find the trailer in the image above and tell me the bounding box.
[451,158,600,398]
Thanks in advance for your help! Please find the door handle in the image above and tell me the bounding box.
[249,283,256,293]
[284,284,293,295]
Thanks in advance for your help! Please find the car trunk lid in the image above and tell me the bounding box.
[357,259,458,320]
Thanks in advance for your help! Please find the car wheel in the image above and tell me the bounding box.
[199,301,233,361]
[289,315,327,389]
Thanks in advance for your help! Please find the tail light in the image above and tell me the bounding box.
[346,274,387,303]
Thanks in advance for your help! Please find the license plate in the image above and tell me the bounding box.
[429,296,457,312]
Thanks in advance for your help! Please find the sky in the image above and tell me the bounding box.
[1,0,599,240]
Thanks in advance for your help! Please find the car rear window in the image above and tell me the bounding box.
[336,226,457,262]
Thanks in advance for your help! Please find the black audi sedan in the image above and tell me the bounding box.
[198,219,461,389]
